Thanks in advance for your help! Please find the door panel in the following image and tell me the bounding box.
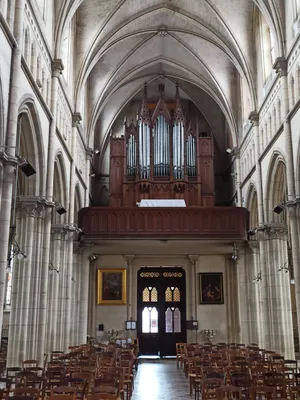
[137,267,186,357]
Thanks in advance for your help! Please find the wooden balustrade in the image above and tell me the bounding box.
[78,207,248,240]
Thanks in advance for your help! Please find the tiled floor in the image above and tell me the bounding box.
[131,359,189,400]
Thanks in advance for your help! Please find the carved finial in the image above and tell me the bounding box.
[139,82,151,125]
[173,83,184,124]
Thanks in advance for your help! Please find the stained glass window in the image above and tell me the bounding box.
[174,287,180,301]
[174,307,181,332]
[151,287,158,302]
[165,308,172,333]
[142,307,158,333]
[143,287,150,302]
[165,287,172,302]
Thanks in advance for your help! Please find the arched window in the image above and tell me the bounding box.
[294,0,300,20]
[260,14,274,81]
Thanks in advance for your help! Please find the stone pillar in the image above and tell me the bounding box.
[123,255,135,339]
[188,255,198,343]
[248,241,262,345]
[45,228,62,353]
[261,224,294,357]
[35,59,64,364]
[225,259,240,343]
[7,197,48,366]
[78,252,89,345]
[236,244,250,344]
[249,112,264,224]
[274,58,300,353]
[0,0,25,345]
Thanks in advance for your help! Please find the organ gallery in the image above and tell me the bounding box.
[109,83,215,207]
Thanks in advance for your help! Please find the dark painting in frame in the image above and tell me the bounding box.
[199,272,224,304]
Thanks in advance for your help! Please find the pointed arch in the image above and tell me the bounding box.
[74,183,83,226]
[17,98,46,196]
[265,152,287,223]
[53,152,68,224]
[245,183,259,229]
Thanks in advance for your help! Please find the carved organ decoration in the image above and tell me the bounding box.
[109,82,215,207]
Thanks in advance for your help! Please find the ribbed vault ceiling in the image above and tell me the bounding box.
[53,0,284,153]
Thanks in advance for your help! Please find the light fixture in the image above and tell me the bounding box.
[49,261,59,273]
[89,254,98,261]
[247,228,257,237]
[273,201,286,214]
[18,157,36,177]
[226,148,232,154]
[55,202,67,215]
[253,271,262,283]
[89,173,96,177]
[7,239,26,269]
[278,260,290,273]
[94,149,100,156]
[231,243,238,261]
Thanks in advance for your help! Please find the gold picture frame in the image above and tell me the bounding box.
[97,268,127,305]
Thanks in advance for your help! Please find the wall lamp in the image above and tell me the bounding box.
[49,261,59,273]
[18,157,36,177]
[278,260,290,273]
[55,202,67,215]
[89,254,98,261]
[253,271,262,283]
[230,243,238,261]
[7,240,26,270]
[273,201,286,215]
[247,228,258,238]
[94,149,100,156]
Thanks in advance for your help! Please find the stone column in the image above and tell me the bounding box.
[274,58,300,352]
[36,59,64,364]
[78,252,89,345]
[261,224,294,357]
[7,197,47,366]
[45,227,63,353]
[248,241,262,345]
[124,255,135,339]
[0,0,25,345]
[236,244,250,344]
[188,255,198,343]
[225,259,240,343]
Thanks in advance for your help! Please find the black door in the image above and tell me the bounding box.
[137,267,186,357]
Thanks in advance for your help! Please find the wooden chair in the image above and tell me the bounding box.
[87,394,118,400]
[12,387,39,400]
[216,386,242,400]
[249,386,276,400]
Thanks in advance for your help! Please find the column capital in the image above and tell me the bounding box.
[187,255,199,263]
[273,57,287,77]
[72,112,82,127]
[123,255,135,263]
[259,223,288,240]
[248,111,259,126]
[52,59,64,76]
[0,151,18,166]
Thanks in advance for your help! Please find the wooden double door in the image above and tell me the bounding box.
[137,267,186,357]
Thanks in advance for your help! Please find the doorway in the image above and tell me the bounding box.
[137,267,186,357]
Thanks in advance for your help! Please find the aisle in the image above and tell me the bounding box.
[131,359,189,400]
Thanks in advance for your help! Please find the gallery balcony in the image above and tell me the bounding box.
[78,206,248,241]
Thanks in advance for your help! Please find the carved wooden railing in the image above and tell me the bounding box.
[78,207,248,240]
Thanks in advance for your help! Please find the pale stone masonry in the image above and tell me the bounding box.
[0,1,300,366]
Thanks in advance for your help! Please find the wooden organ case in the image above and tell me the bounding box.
[109,83,215,207]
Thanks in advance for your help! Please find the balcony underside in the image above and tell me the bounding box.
[78,207,248,242]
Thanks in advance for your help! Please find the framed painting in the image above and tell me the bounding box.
[97,268,127,305]
[199,273,224,305]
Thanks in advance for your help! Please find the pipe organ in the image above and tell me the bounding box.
[109,83,215,207]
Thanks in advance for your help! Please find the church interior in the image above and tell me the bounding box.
[1,0,300,398]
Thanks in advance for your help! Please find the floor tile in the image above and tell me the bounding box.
[132,359,189,400]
